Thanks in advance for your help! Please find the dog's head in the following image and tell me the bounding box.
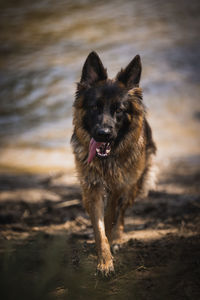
[74,51,144,163]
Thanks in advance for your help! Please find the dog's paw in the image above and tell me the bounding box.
[96,259,115,277]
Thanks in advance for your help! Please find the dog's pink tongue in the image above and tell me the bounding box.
[88,138,102,163]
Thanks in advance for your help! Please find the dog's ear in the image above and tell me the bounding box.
[116,55,142,89]
[80,51,107,85]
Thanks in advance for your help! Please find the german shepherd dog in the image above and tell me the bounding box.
[71,52,156,275]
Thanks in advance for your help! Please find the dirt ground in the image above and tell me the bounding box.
[0,157,200,300]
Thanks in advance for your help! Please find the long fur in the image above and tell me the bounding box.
[71,52,156,275]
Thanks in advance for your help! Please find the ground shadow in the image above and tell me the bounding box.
[0,231,199,300]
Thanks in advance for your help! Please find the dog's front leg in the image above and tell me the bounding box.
[88,189,114,276]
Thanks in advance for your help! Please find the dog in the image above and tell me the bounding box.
[71,51,156,276]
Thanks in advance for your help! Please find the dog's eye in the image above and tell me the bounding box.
[116,108,123,114]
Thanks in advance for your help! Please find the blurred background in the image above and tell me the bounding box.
[0,0,200,174]
[1,1,200,299]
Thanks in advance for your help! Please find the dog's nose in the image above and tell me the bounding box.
[96,128,111,140]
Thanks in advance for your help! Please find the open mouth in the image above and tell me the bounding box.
[88,138,111,163]
[96,142,111,158]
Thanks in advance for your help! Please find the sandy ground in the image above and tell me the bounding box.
[0,157,200,299]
